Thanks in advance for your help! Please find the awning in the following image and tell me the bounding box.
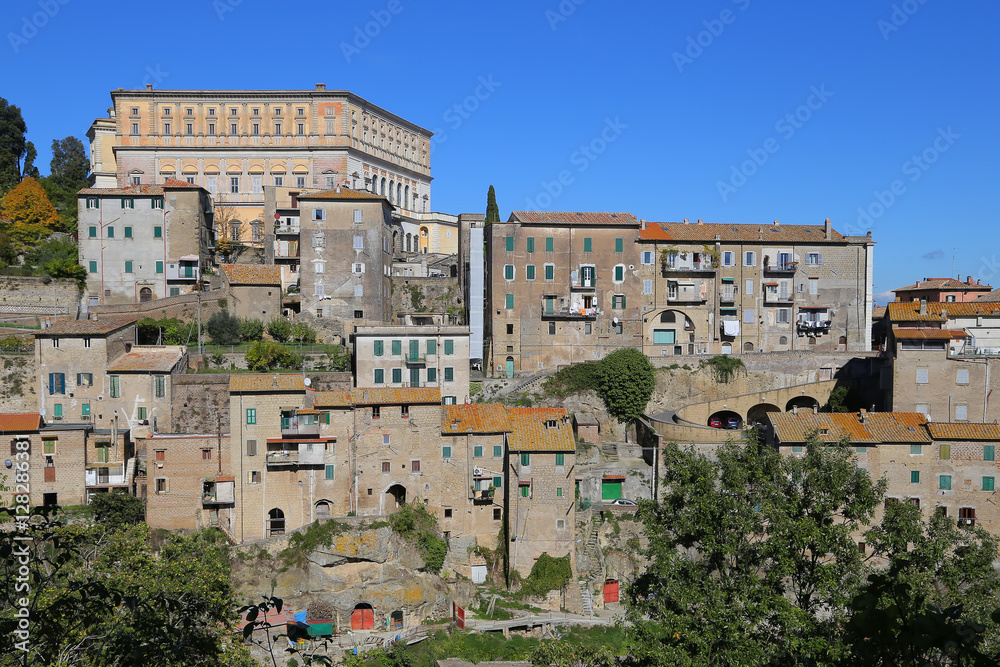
[721,277,735,282]
[603,475,626,480]
[800,306,829,310]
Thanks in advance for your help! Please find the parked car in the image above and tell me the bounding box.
[609,498,637,507]
[709,417,723,429]
[726,417,741,429]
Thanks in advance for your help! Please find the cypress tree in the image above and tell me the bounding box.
[485,184,500,223]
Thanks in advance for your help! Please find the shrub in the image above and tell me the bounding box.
[245,340,292,371]
[240,317,264,342]
[266,317,292,342]
[290,321,316,343]
[206,310,241,345]
[90,491,145,531]
[598,348,655,422]
[518,553,572,599]
[701,355,746,383]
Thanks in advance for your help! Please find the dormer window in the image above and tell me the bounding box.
[545,419,558,429]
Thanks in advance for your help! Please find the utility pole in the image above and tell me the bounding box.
[217,412,223,475]
[197,291,203,355]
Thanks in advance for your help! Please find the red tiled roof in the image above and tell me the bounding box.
[442,404,510,434]
[35,319,136,337]
[509,211,639,227]
[507,407,575,452]
[894,278,991,292]
[887,301,1000,322]
[0,413,42,432]
[78,184,167,196]
[229,374,305,392]
[220,264,281,286]
[351,387,440,405]
[107,346,186,373]
[639,221,847,243]
[768,412,929,445]
[927,423,1000,441]
[893,328,968,340]
[161,177,201,189]
[313,391,353,408]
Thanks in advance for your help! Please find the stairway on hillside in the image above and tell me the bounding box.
[601,442,619,462]
[579,580,594,617]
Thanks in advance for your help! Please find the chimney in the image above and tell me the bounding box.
[640,218,646,230]
[859,409,867,424]
[979,279,982,285]
[824,218,832,241]
[697,219,703,224]
[146,83,153,91]
[920,298,927,316]
[315,83,326,90]
[968,275,974,285]
[683,218,689,224]
[813,405,819,415]
[792,405,798,415]
[774,220,780,226]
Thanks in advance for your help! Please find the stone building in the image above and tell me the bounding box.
[505,407,576,576]
[218,264,283,322]
[767,412,1000,539]
[86,84,433,245]
[486,211,643,377]
[77,180,213,306]
[352,325,471,402]
[636,219,875,356]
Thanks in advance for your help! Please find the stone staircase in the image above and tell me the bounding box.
[579,580,594,617]
[601,442,619,462]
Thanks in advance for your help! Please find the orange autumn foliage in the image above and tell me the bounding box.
[0,176,61,249]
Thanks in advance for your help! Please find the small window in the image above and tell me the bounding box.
[614,265,625,282]
[916,369,929,384]
[956,405,968,421]
[986,445,995,461]
[372,406,381,419]
[153,225,162,238]
[940,444,951,460]
[505,294,514,309]
[493,445,502,457]
[474,445,483,458]
[411,460,420,473]
[325,464,335,480]
[910,444,923,455]
[615,238,623,253]
[792,446,803,453]
[374,368,384,384]
[520,452,530,467]
[744,251,756,267]
[202,449,212,461]
[442,445,452,459]
[555,453,565,466]
[504,265,514,280]
[520,484,531,498]
[155,478,168,493]
[641,251,653,265]
[983,477,995,492]
[544,264,555,280]
[381,461,390,473]
[248,471,261,484]
[383,434,390,446]
[911,470,920,484]
[526,237,535,252]
[940,475,952,490]
[246,440,257,456]
[155,450,165,462]
[806,253,822,265]
[583,238,592,252]
[548,322,556,335]
[723,251,735,266]
[526,265,535,280]
[957,369,969,385]
[353,236,364,250]
[505,236,514,252]
[494,508,502,520]
[556,488,563,497]
[246,408,256,425]
[545,237,554,252]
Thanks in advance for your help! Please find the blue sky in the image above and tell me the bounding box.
[3,0,997,302]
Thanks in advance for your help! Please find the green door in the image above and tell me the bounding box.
[505,358,514,378]
[602,480,623,500]
[409,340,419,362]
[409,368,420,387]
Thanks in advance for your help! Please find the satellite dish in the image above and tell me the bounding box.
[4,459,11,469]
[613,317,619,325]
[303,377,312,387]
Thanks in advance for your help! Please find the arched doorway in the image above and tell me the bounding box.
[351,603,374,630]
[315,500,331,519]
[721,343,732,354]
[743,341,755,352]
[708,410,742,430]
[267,508,284,536]
[786,396,820,413]
[747,403,781,425]
[384,484,406,513]
[505,356,514,378]
[139,287,153,303]
[419,227,429,253]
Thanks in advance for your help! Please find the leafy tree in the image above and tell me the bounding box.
[267,316,292,342]
[290,321,316,343]
[597,347,655,421]
[21,141,38,179]
[43,257,87,288]
[0,177,61,251]
[239,317,264,342]
[90,490,145,530]
[0,230,16,266]
[42,136,90,231]
[0,98,29,194]
[206,309,242,345]
[485,184,500,223]
[22,236,76,268]
[245,340,293,371]
[519,553,572,599]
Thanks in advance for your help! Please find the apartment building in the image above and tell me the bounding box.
[296,188,395,325]
[87,84,433,245]
[142,433,233,533]
[218,264,283,322]
[486,211,643,377]
[77,180,213,306]
[353,325,471,402]
[768,412,1000,538]
[505,407,576,576]
[636,219,875,355]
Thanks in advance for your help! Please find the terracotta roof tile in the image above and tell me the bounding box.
[35,319,136,337]
[893,328,968,340]
[894,278,991,292]
[296,188,390,203]
[887,301,1000,322]
[313,391,353,408]
[220,264,281,286]
[442,404,511,434]
[768,412,929,445]
[509,211,639,227]
[107,346,186,373]
[161,178,202,189]
[507,407,575,452]
[229,374,305,392]
[351,387,440,405]
[0,413,42,432]
[639,221,847,243]
[927,423,1000,441]
[78,184,166,196]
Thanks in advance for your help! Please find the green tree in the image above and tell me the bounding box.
[0,98,29,194]
[206,310,242,345]
[290,321,316,343]
[485,184,500,223]
[42,136,90,232]
[21,141,38,179]
[597,347,655,421]
[239,317,264,342]
[267,316,292,342]
[245,340,293,371]
[90,490,145,530]
[23,236,76,268]
[43,257,87,288]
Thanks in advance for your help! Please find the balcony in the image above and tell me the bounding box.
[572,277,597,291]
[541,305,600,319]
[764,291,794,305]
[281,422,319,438]
[663,259,716,274]
[764,262,797,275]
[405,354,426,365]
[267,449,299,466]
[166,260,200,281]
[472,488,495,504]
[202,479,235,505]
[274,223,300,235]
[667,282,706,303]
[797,320,832,333]
[85,464,126,486]
[719,289,737,303]
[274,241,300,259]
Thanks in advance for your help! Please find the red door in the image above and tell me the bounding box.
[603,579,619,604]
[351,606,374,630]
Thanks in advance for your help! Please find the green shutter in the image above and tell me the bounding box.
[89,261,97,273]
[910,470,920,483]
[555,453,564,466]
[474,445,483,457]
[442,446,452,458]
[545,265,554,280]
[526,265,535,280]
[124,226,133,238]
[584,238,592,252]
[520,453,530,466]
[246,408,256,425]
[374,368,384,384]
[155,261,163,274]
[391,340,401,355]
[505,294,514,309]
[615,266,623,281]
[986,445,995,461]
[545,237,553,251]
[984,477,995,491]
[940,444,951,459]
[427,367,437,382]
[124,260,133,273]
[444,340,454,355]
[504,265,513,280]
[392,368,402,383]
[374,340,384,356]
[107,227,114,238]
[601,479,623,500]
[493,475,502,487]
[53,403,63,418]
[556,487,563,497]
[940,475,951,490]
[154,226,162,238]
[427,339,436,355]
[526,237,534,252]
[82,403,90,417]
[444,367,454,381]
[505,236,514,252]
[89,226,97,238]
[325,464,335,480]
[910,444,922,455]
[493,445,502,457]
[615,238,623,253]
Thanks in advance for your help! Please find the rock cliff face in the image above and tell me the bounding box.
[232,525,452,630]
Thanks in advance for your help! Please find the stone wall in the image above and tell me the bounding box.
[0,276,80,324]
[0,351,38,413]
[89,288,227,323]
[170,375,231,434]
[390,276,463,322]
